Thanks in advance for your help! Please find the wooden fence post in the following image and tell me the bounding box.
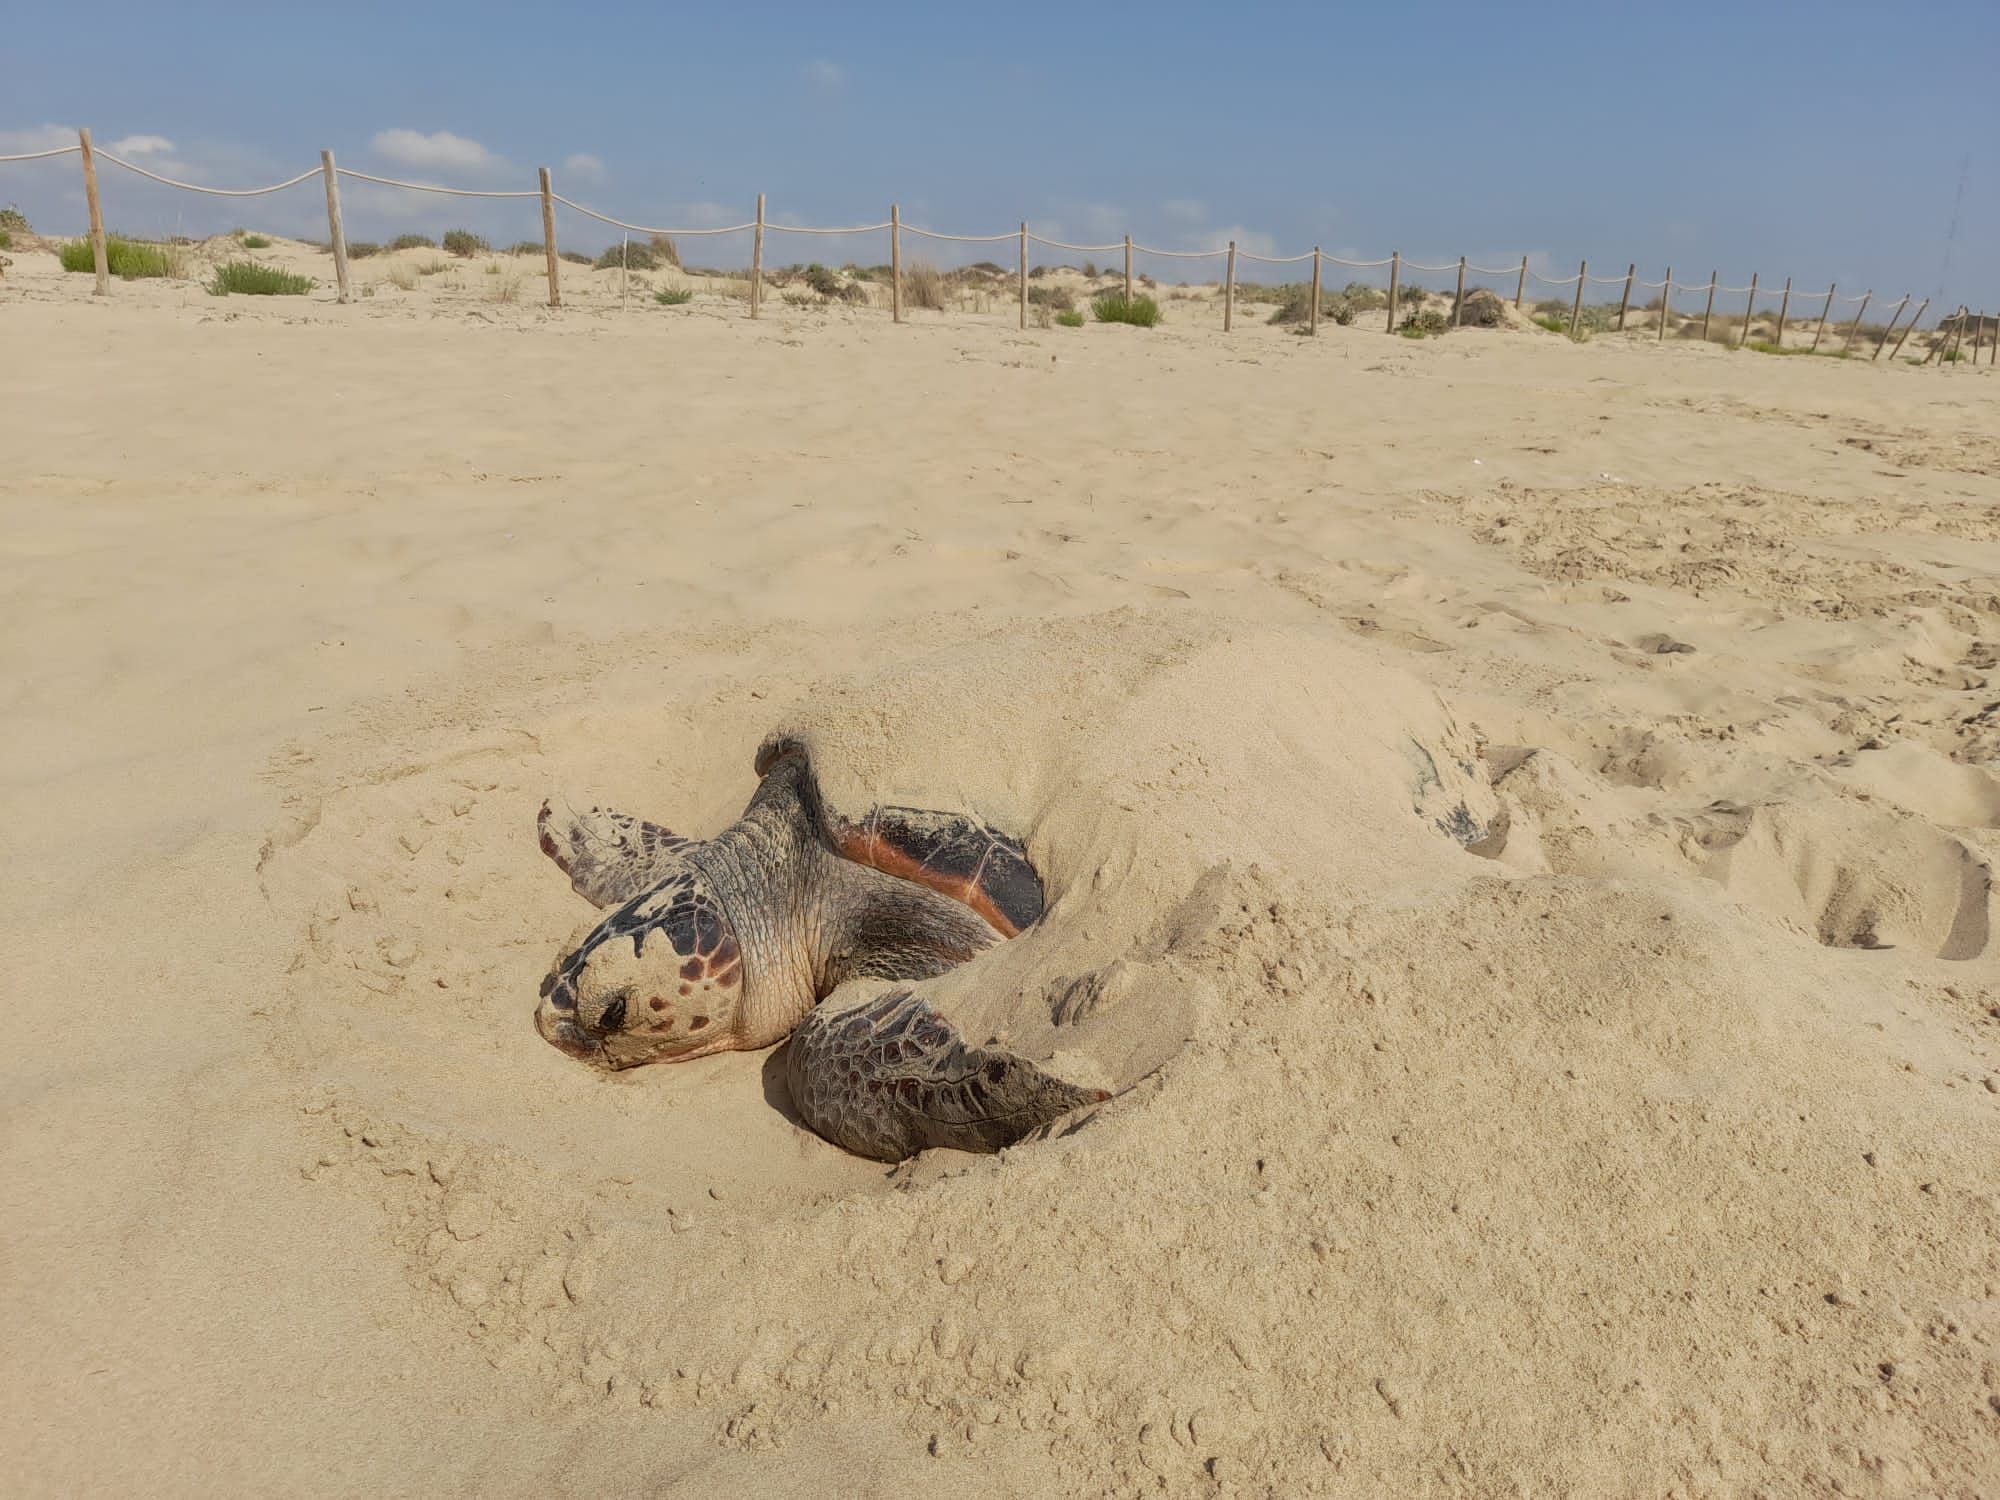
[1454,255,1467,326]
[1387,252,1400,331]
[1514,255,1527,307]
[1775,276,1792,347]
[1224,241,1236,332]
[1810,282,1836,351]
[1309,247,1322,334]
[890,204,902,324]
[320,149,350,305]
[1123,235,1133,301]
[1616,262,1634,330]
[1568,260,1586,337]
[1658,267,1672,342]
[537,167,561,308]
[1738,273,1759,347]
[750,193,765,319]
[1887,298,1926,362]
[1018,222,1027,330]
[1864,296,1896,362]
[1701,272,1717,342]
[78,128,108,296]
[1841,290,1871,354]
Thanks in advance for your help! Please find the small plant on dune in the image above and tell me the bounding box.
[1092,291,1161,327]
[0,230,10,249]
[648,233,682,268]
[416,259,451,277]
[238,232,272,249]
[903,261,947,310]
[654,287,694,305]
[486,273,521,304]
[383,264,418,291]
[0,205,29,235]
[596,241,663,271]
[1744,340,1810,357]
[1533,313,1566,334]
[1399,308,1451,338]
[60,235,179,278]
[442,229,489,257]
[1055,309,1085,327]
[208,261,314,296]
[559,249,591,265]
[1028,284,1075,312]
[1268,285,1351,326]
[345,241,382,259]
[388,233,436,252]
[507,240,543,256]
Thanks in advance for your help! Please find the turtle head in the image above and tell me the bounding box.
[535,878,745,1069]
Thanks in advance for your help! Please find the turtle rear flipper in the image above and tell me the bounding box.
[831,806,1044,938]
[786,989,1108,1162]
[538,800,693,908]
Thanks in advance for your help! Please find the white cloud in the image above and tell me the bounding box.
[108,134,174,156]
[1200,224,1278,259]
[0,123,78,155]
[802,59,846,93]
[563,152,606,183]
[370,128,501,173]
[1163,198,1206,225]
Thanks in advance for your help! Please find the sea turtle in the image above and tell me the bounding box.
[534,737,1108,1162]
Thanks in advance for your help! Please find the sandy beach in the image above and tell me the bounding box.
[3,252,1997,1497]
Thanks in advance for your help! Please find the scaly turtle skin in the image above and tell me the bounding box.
[535,739,1107,1161]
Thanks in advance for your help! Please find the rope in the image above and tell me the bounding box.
[1587,273,1631,285]
[1129,243,1225,259]
[767,221,893,235]
[1027,234,1125,253]
[96,151,320,198]
[1467,262,1522,275]
[1399,258,1459,273]
[1527,270,1582,287]
[1636,278,1669,289]
[551,194,753,235]
[336,167,538,199]
[1237,250,1317,265]
[0,144,81,162]
[1715,283,1754,294]
[901,225,1016,243]
[1327,256,1396,268]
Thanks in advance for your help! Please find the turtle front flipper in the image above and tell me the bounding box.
[538,800,693,908]
[785,989,1109,1162]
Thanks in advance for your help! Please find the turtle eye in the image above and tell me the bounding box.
[597,995,628,1033]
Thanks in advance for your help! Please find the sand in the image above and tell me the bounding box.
[3,247,1998,1497]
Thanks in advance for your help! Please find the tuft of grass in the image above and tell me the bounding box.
[1268,285,1353,326]
[1400,309,1451,338]
[388,233,436,252]
[383,264,418,291]
[60,236,179,278]
[1092,291,1160,327]
[1744,340,1810,357]
[416,259,451,277]
[0,230,10,250]
[903,261,946,310]
[654,287,694,305]
[559,249,592,265]
[345,241,382,259]
[208,261,314,296]
[1054,309,1085,328]
[1028,284,1075,313]
[486,274,520,304]
[506,240,543,256]
[647,233,682,268]
[442,229,489,257]
[238,232,273,249]
[0,205,29,235]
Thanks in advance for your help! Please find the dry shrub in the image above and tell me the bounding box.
[904,261,946,310]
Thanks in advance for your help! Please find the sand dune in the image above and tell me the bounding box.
[2,267,1997,1496]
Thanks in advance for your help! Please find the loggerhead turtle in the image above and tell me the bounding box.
[534,738,1107,1161]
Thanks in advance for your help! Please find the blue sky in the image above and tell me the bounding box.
[3,0,1994,311]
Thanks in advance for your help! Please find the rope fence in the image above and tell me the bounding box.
[4,128,1991,366]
